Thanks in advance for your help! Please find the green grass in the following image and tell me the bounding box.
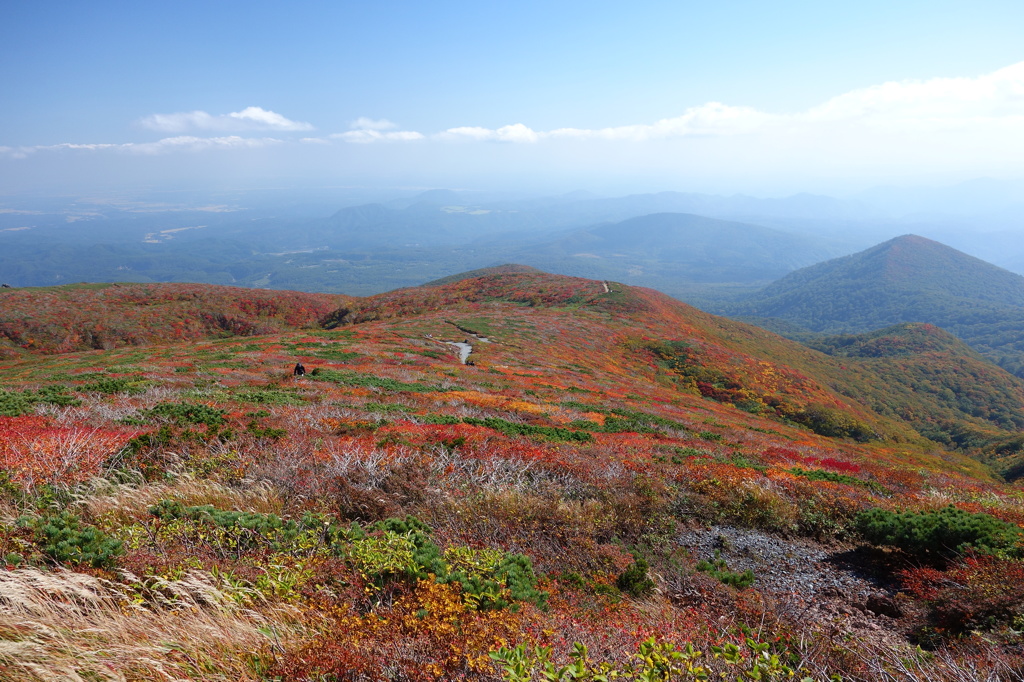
[309,368,449,393]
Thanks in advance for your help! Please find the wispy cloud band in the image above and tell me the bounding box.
[428,62,1024,144]
[138,106,313,133]
[3,136,281,159]
[3,62,1024,161]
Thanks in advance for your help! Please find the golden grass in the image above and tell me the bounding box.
[79,475,284,527]
[0,567,301,681]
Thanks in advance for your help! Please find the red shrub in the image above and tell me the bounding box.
[0,416,139,488]
[901,554,1024,634]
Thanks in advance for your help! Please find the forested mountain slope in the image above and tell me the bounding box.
[733,235,1024,376]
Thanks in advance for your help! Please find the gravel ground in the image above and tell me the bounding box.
[676,525,911,645]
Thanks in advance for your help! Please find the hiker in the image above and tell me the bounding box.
[293,362,306,377]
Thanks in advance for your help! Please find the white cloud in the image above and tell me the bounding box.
[436,104,768,144]
[128,136,282,154]
[5,60,1024,192]
[45,142,122,151]
[138,106,313,132]
[801,61,1024,131]
[330,118,424,143]
[332,130,425,143]
[0,136,282,158]
[384,131,425,141]
[139,111,217,133]
[549,103,771,141]
[350,117,398,131]
[439,123,541,143]
[1,142,121,159]
[438,126,494,141]
[437,61,1024,144]
[227,106,313,130]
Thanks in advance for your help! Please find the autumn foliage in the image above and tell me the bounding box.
[0,272,1022,680]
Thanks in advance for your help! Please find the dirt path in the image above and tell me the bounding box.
[426,331,491,365]
[445,341,473,363]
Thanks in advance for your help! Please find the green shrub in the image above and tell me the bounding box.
[492,636,802,682]
[148,499,362,558]
[309,368,447,393]
[246,420,287,440]
[490,553,547,610]
[362,516,547,611]
[233,388,305,405]
[789,467,884,492]
[310,349,361,362]
[144,402,227,429]
[349,531,418,585]
[570,407,690,435]
[17,511,123,569]
[366,515,447,579]
[81,376,147,395]
[0,390,33,417]
[141,506,547,611]
[0,386,80,416]
[856,505,1023,561]
[419,413,462,425]
[616,556,655,597]
[695,551,755,589]
[792,405,875,442]
[462,417,592,443]
[121,424,175,456]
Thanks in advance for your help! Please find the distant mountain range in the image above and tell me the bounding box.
[0,190,861,297]
[2,183,1024,302]
[731,235,1024,377]
[508,212,847,286]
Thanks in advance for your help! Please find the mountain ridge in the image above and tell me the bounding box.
[7,271,1024,477]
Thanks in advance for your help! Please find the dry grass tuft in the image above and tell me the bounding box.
[0,567,301,681]
[79,474,284,526]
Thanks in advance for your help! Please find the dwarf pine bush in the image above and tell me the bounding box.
[367,515,547,610]
[143,506,547,611]
[16,510,123,569]
[147,499,361,557]
[616,556,656,597]
[81,376,147,395]
[695,551,755,589]
[0,386,80,416]
[143,402,227,428]
[856,505,1023,560]
[462,416,593,443]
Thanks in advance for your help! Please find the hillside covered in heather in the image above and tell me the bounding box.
[1,272,1023,680]
[0,282,351,358]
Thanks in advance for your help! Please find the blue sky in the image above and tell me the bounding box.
[3,0,1024,197]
